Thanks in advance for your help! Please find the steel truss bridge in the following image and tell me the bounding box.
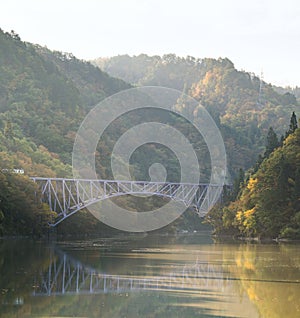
[31,178,226,226]
[33,251,231,296]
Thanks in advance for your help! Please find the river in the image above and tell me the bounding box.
[0,233,299,317]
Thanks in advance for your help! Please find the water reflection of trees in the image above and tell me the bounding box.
[0,240,53,317]
[220,243,300,318]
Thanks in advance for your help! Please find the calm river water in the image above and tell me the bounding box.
[0,233,299,318]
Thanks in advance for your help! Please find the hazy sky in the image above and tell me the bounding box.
[1,0,299,87]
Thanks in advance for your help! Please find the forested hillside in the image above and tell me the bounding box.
[0,30,299,236]
[207,119,300,239]
[0,29,130,235]
[0,29,130,176]
[94,54,299,173]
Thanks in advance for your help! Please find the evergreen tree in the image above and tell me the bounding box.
[290,111,298,132]
[286,111,298,137]
[293,167,300,211]
[264,127,279,158]
[231,168,245,200]
[253,154,264,173]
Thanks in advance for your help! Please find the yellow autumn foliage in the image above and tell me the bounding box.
[236,211,243,222]
[244,207,255,218]
[247,177,257,191]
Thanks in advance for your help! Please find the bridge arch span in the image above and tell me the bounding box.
[31,178,225,226]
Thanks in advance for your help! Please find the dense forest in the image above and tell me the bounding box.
[207,115,300,239]
[0,29,130,235]
[94,54,298,172]
[0,30,299,237]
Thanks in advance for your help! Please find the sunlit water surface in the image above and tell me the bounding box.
[0,233,299,317]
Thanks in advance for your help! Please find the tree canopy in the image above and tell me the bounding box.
[207,123,300,239]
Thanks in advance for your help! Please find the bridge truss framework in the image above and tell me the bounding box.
[31,178,225,226]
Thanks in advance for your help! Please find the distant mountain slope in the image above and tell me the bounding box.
[94,54,205,90]
[272,85,300,99]
[94,54,299,174]
[36,47,131,108]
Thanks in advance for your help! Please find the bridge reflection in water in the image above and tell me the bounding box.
[33,250,231,296]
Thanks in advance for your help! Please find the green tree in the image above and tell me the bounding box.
[286,111,298,137]
[231,168,245,200]
[264,127,279,158]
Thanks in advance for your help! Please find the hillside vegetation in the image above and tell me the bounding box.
[207,121,300,239]
[94,54,299,174]
[0,30,299,236]
[0,29,130,176]
[0,29,130,235]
